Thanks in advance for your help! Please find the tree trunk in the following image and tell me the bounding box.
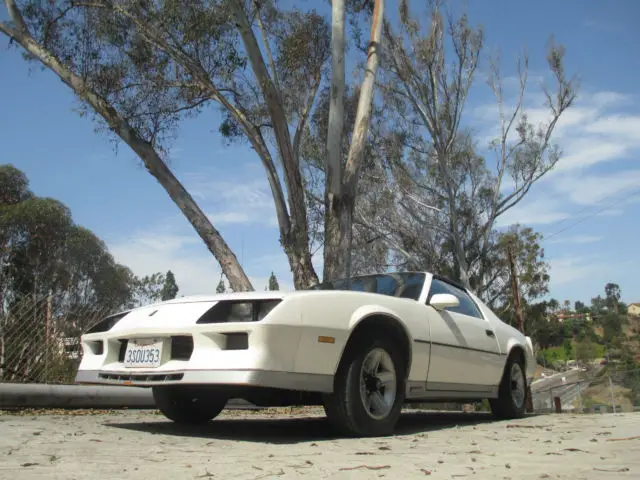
[0,13,254,293]
[507,243,525,333]
[283,229,319,290]
[323,194,354,282]
[323,0,347,282]
[323,0,384,282]
[230,0,318,289]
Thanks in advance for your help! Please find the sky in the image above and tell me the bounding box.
[1,0,639,305]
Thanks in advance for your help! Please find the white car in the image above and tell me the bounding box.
[76,271,535,436]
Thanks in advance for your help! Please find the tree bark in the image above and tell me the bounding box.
[230,0,318,290]
[323,0,346,282]
[323,0,384,282]
[0,9,254,293]
[507,242,525,334]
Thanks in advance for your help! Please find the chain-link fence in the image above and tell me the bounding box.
[0,296,111,384]
[531,367,640,414]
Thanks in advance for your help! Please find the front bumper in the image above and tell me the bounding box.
[75,323,338,393]
[75,368,333,392]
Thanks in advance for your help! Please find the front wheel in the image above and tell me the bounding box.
[323,337,406,437]
[152,385,228,425]
[489,354,527,419]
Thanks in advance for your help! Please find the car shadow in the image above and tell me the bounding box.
[105,410,517,444]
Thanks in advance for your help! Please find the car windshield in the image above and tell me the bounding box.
[309,272,426,301]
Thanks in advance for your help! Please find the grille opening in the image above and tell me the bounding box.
[118,339,128,362]
[171,335,194,360]
[225,332,249,350]
[99,373,184,383]
[87,340,103,355]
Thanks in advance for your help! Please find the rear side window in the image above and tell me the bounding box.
[427,278,483,319]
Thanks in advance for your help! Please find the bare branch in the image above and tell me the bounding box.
[254,0,281,93]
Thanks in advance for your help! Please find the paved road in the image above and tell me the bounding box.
[531,367,605,410]
[532,368,585,392]
[1,408,638,479]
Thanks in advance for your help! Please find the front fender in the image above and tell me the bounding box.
[348,304,412,341]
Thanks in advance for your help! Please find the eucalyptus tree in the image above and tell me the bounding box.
[378,0,578,289]
[1,0,386,290]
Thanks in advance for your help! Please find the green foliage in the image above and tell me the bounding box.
[0,165,166,324]
[160,270,179,301]
[541,340,605,366]
[601,312,624,345]
[267,272,280,291]
[563,339,573,360]
[216,275,226,294]
[0,164,33,204]
[132,272,166,306]
[575,340,598,365]
[574,300,587,312]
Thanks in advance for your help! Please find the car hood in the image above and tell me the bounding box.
[157,290,288,305]
[96,291,288,333]
[94,289,409,333]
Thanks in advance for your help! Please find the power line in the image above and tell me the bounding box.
[542,188,627,233]
[543,187,640,241]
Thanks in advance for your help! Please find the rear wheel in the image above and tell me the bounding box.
[323,336,406,437]
[152,385,227,425]
[489,353,527,419]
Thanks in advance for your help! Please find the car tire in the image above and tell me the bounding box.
[323,336,406,437]
[489,353,527,419]
[152,385,227,425]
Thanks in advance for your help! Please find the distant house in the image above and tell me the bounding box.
[551,311,592,323]
[629,303,640,317]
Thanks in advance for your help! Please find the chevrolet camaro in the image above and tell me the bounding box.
[76,271,535,436]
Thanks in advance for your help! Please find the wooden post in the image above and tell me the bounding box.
[45,291,52,384]
[554,396,562,413]
[525,386,534,413]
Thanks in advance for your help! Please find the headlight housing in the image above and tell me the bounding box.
[196,300,281,324]
[85,311,129,334]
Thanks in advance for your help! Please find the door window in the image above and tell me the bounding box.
[427,278,483,319]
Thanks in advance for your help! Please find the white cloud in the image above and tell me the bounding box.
[548,255,614,286]
[208,212,252,225]
[472,87,640,174]
[551,169,640,206]
[547,235,602,245]
[108,228,296,296]
[550,140,627,174]
[495,197,569,227]
[182,166,280,228]
[473,86,640,228]
[109,231,223,296]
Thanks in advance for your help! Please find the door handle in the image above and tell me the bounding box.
[485,329,495,337]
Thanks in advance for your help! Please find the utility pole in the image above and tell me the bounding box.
[507,242,525,334]
[507,240,533,413]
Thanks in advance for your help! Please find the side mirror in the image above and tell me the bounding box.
[429,293,460,311]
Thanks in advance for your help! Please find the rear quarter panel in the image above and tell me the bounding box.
[469,292,536,383]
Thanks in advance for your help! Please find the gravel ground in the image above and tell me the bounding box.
[0,408,638,479]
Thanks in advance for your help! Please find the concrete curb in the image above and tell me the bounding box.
[0,383,156,409]
[0,383,257,410]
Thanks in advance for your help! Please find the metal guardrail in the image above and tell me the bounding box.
[531,367,640,414]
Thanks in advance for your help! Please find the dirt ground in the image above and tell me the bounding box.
[0,408,638,479]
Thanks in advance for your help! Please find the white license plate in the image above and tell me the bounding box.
[124,338,164,368]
